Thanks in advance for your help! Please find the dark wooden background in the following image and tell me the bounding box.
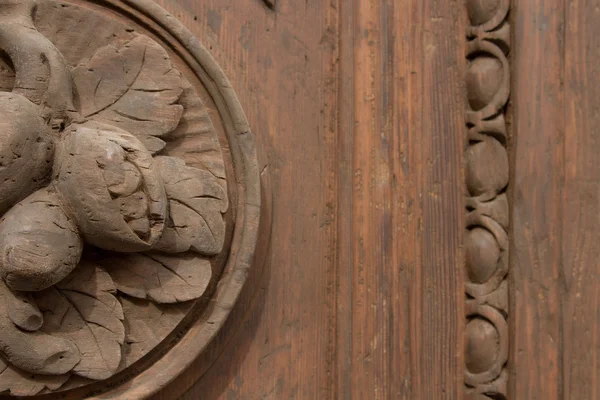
[150,0,465,399]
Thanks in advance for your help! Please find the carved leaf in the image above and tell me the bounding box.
[96,252,212,304]
[153,156,228,255]
[72,35,184,143]
[0,357,69,396]
[34,261,125,380]
[120,296,192,368]
[166,79,227,180]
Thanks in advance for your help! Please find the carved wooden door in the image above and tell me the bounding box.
[0,0,596,399]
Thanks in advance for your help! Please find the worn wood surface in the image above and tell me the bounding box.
[512,0,600,398]
[149,0,465,399]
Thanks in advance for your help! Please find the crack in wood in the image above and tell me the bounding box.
[262,0,276,11]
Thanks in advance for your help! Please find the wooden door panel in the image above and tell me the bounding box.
[0,0,598,398]
[150,0,465,399]
[152,0,341,398]
[128,0,598,399]
[336,0,464,398]
[513,0,600,398]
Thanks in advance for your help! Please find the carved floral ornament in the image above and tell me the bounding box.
[0,0,259,396]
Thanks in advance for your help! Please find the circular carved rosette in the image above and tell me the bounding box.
[0,0,259,398]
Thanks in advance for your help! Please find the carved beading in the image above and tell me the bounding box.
[465,0,510,398]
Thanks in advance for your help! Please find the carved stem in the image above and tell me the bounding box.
[0,0,76,129]
[0,282,80,375]
[6,289,42,332]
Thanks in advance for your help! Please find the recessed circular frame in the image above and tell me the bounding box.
[0,0,260,398]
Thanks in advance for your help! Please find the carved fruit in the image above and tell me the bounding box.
[54,121,167,252]
[0,92,54,215]
[0,188,83,292]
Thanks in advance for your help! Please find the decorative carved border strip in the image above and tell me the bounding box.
[464,1,511,398]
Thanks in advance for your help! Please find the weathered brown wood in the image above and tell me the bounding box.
[512,0,600,398]
[151,0,465,399]
[0,0,546,397]
[337,0,464,398]
[151,0,339,398]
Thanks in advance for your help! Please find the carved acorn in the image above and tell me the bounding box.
[54,120,167,252]
[0,188,83,292]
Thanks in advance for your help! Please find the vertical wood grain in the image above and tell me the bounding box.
[512,0,564,397]
[337,0,465,397]
[152,0,341,398]
[512,0,600,398]
[562,1,600,397]
[419,0,464,396]
[150,0,465,398]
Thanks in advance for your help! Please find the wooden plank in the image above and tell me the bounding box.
[418,0,465,396]
[337,0,464,398]
[511,0,565,398]
[151,0,340,398]
[151,0,464,398]
[561,0,600,398]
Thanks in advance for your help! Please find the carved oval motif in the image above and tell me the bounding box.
[466,55,504,111]
[465,318,500,374]
[0,0,259,397]
[465,227,500,284]
[467,0,501,26]
[466,138,509,197]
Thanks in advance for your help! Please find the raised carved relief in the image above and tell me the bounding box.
[0,0,259,397]
[465,0,510,398]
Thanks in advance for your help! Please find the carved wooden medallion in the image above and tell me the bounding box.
[0,0,259,397]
